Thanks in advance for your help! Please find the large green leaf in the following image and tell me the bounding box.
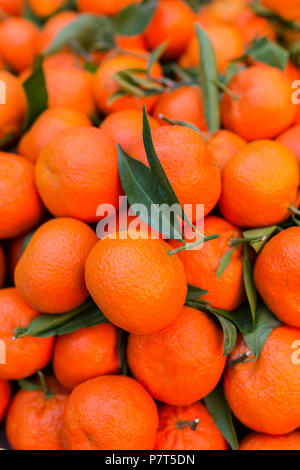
[204,381,239,450]
[243,225,277,253]
[196,24,221,133]
[118,145,183,240]
[243,245,257,324]
[23,55,48,129]
[14,300,108,338]
[113,0,157,36]
[45,14,115,55]
[245,37,289,71]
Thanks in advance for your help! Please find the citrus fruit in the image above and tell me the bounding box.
[240,431,300,450]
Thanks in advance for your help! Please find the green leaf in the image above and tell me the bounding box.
[113,0,157,36]
[18,379,42,392]
[23,55,48,129]
[196,24,221,133]
[157,114,206,138]
[45,14,115,55]
[243,245,257,324]
[21,231,35,256]
[215,315,237,357]
[118,330,130,376]
[246,37,289,71]
[14,300,108,338]
[243,226,277,253]
[118,145,183,240]
[204,381,239,450]
[186,284,208,300]
[147,41,168,73]
[142,108,183,214]
[243,302,282,358]
[216,248,234,280]
[23,3,45,27]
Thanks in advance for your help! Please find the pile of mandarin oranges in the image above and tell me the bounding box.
[0,0,299,452]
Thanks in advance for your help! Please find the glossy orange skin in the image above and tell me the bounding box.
[6,377,69,450]
[144,0,195,60]
[45,66,95,116]
[0,17,39,73]
[100,110,159,154]
[261,0,300,22]
[152,86,208,132]
[86,235,187,335]
[0,71,27,148]
[35,127,122,223]
[127,307,226,405]
[219,140,300,228]
[233,7,275,43]
[0,245,6,287]
[276,125,300,164]
[180,23,244,74]
[155,402,228,450]
[53,323,120,390]
[130,126,221,220]
[240,431,300,450]
[254,227,300,328]
[29,0,67,17]
[38,11,77,52]
[170,216,245,311]
[207,129,247,170]
[221,65,296,141]
[93,54,162,115]
[61,375,158,450]
[77,0,141,16]
[85,237,187,334]
[15,218,98,314]
[0,288,54,380]
[0,380,11,422]
[0,0,24,15]
[0,153,43,240]
[18,107,92,164]
[224,326,300,435]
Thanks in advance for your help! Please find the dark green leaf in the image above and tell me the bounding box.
[217,248,234,280]
[243,245,257,324]
[196,24,221,133]
[45,14,115,55]
[204,381,239,450]
[243,302,281,358]
[118,145,183,240]
[18,379,42,392]
[186,284,208,300]
[23,3,45,27]
[246,37,289,71]
[243,226,277,253]
[113,0,157,36]
[142,108,183,217]
[23,55,48,129]
[14,300,108,338]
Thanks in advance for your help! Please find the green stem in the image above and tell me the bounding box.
[289,205,300,216]
[176,418,200,431]
[229,236,266,247]
[168,234,219,256]
[226,351,253,369]
[38,371,54,400]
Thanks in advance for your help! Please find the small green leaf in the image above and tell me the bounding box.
[113,0,157,36]
[157,114,206,138]
[45,14,115,55]
[147,41,168,73]
[107,89,128,106]
[243,302,282,358]
[217,248,235,280]
[215,315,237,357]
[204,381,239,450]
[118,145,183,240]
[243,226,277,253]
[243,245,257,324]
[23,55,48,129]
[14,300,108,338]
[186,284,208,301]
[196,24,221,133]
[18,379,42,392]
[246,37,289,71]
